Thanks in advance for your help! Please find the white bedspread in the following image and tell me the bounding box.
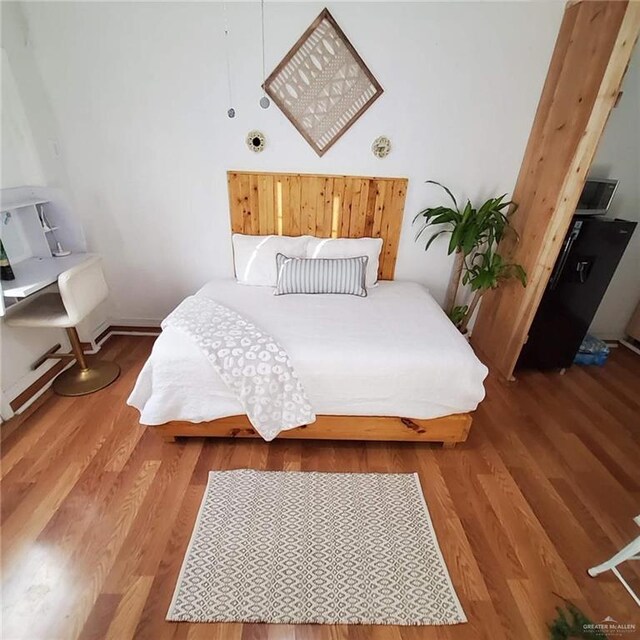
[128,279,488,426]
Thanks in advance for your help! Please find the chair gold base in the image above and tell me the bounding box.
[52,360,121,397]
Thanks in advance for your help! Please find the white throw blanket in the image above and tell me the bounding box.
[161,295,316,441]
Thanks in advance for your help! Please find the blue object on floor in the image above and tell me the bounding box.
[574,334,610,366]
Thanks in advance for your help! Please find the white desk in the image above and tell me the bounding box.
[2,253,93,298]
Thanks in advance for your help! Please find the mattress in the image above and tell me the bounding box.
[127,279,488,425]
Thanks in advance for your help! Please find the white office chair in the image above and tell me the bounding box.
[6,256,120,396]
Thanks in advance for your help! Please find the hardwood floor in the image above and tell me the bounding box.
[2,335,639,639]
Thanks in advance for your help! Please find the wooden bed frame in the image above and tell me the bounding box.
[157,171,474,447]
[156,414,472,447]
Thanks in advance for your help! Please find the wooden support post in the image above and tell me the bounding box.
[471,1,640,380]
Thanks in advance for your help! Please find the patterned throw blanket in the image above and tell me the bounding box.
[162,296,316,441]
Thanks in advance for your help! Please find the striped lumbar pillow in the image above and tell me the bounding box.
[274,253,368,297]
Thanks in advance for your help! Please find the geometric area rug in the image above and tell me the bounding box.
[167,469,466,626]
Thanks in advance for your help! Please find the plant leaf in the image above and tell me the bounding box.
[414,223,429,242]
[461,222,478,255]
[448,224,464,255]
[425,180,458,210]
[424,230,446,251]
[412,210,426,224]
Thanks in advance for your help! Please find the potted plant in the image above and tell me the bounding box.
[414,181,526,331]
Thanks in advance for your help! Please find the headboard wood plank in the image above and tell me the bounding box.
[248,175,260,234]
[371,181,386,238]
[227,171,408,280]
[382,180,406,279]
[316,177,329,237]
[340,179,353,238]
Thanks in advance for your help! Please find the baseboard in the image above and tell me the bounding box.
[6,324,161,416]
[106,317,162,328]
[620,338,640,356]
[108,325,161,334]
[9,360,67,412]
[592,332,625,342]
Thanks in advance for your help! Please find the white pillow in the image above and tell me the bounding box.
[232,234,312,286]
[306,237,383,287]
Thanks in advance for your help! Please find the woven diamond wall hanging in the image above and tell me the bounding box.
[263,8,383,157]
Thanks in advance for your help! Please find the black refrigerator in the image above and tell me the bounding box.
[517,216,636,371]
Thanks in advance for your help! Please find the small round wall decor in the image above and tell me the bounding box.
[372,135,391,159]
[246,130,266,153]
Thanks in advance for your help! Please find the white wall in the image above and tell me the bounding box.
[1,6,63,415]
[589,44,640,340]
[1,3,99,415]
[14,1,564,323]
[0,49,44,188]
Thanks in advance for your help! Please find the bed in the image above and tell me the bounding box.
[128,171,488,446]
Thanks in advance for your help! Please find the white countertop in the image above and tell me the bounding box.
[2,253,93,298]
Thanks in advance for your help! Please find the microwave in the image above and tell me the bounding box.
[576,178,618,216]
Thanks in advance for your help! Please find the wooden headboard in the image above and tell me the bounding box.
[227,171,408,280]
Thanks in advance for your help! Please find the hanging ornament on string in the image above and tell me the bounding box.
[259,0,270,109]
[223,2,236,118]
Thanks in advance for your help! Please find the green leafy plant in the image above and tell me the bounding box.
[414,181,515,256]
[458,251,527,332]
[414,180,526,330]
[449,304,469,328]
[548,603,607,639]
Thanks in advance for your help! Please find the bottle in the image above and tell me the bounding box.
[1,239,15,281]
